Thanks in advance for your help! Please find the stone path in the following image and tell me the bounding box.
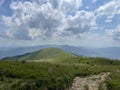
[69,72,110,90]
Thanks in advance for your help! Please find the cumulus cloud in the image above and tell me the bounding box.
[105,19,112,23]
[106,25,120,40]
[105,15,113,23]
[96,0,120,17]
[0,0,96,41]
[0,0,120,47]
[1,1,64,40]
[51,0,82,13]
[95,0,120,29]
[65,10,96,34]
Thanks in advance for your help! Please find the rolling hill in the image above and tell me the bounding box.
[0,45,120,60]
[2,47,76,61]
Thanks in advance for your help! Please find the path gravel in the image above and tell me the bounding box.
[69,72,110,90]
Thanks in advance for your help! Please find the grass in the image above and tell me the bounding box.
[0,59,119,90]
[58,56,120,65]
[106,71,120,90]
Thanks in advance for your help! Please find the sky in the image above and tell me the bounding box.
[0,0,120,47]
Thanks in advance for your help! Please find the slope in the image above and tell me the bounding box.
[2,47,76,61]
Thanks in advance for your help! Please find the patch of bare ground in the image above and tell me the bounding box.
[69,72,110,90]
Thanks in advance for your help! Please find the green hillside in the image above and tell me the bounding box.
[2,48,76,61]
[0,60,119,90]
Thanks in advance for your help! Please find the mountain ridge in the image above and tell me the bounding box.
[2,47,76,61]
[0,45,120,60]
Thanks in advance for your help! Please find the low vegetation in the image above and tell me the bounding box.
[106,71,120,90]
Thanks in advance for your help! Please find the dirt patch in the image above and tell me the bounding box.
[69,72,110,90]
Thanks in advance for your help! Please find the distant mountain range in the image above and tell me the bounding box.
[0,45,120,59]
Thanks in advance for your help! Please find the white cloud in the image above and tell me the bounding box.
[106,25,120,40]
[105,19,112,23]
[0,0,120,47]
[51,0,83,15]
[0,0,95,41]
[96,0,120,17]
[94,0,120,28]
[65,10,96,34]
[1,1,65,40]
[107,15,114,19]
[105,15,113,22]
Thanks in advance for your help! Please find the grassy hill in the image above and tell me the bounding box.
[2,48,76,61]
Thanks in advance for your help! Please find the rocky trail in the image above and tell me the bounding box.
[69,72,110,90]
